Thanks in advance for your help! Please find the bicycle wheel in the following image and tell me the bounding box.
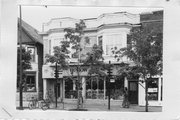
[41,100,48,110]
[28,101,34,110]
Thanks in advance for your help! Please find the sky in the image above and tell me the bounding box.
[19,6,163,31]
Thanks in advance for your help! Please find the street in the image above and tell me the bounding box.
[16,99,162,112]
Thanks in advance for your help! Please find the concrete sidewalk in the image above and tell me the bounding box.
[16,99,162,112]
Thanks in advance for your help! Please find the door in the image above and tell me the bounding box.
[55,83,61,98]
[128,81,138,104]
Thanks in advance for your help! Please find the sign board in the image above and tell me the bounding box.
[42,64,124,79]
[148,88,158,93]
[110,79,115,83]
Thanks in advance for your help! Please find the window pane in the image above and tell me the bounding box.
[27,47,35,62]
[26,75,36,92]
[147,78,158,100]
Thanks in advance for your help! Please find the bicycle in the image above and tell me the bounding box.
[28,97,42,110]
[41,98,51,110]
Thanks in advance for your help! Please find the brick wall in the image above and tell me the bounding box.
[16,92,38,101]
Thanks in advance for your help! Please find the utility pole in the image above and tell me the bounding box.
[19,5,23,110]
[107,61,113,110]
[145,78,149,112]
[54,62,59,108]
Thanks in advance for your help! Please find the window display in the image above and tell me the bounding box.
[147,78,158,100]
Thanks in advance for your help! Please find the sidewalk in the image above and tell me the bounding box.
[16,99,162,112]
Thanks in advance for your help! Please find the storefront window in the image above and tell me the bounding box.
[147,78,158,100]
[65,78,77,99]
[25,75,36,92]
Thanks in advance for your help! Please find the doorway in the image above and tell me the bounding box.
[55,83,61,98]
[128,81,138,104]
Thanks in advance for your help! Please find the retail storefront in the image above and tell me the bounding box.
[138,76,163,106]
[42,64,162,106]
[42,64,126,101]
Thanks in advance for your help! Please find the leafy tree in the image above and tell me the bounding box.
[45,45,69,107]
[84,44,105,76]
[17,47,32,91]
[113,21,163,112]
[63,20,87,109]
[45,46,69,68]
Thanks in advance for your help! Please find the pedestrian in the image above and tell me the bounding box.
[122,87,129,108]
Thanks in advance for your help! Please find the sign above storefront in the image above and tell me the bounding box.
[42,64,124,79]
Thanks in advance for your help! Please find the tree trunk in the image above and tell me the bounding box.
[145,78,148,112]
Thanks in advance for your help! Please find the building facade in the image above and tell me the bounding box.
[17,19,43,101]
[40,11,163,106]
[40,12,139,102]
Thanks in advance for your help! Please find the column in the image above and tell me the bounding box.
[104,77,106,100]
[73,79,76,91]
[82,77,86,100]
[63,79,65,100]
[158,77,162,102]
[43,79,47,99]
[60,79,63,101]
[124,77,128,88]
[97,77,99,99]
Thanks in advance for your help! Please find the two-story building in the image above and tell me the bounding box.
[40,12,140,102]
[17,18,43,102]
[40,11,163,106]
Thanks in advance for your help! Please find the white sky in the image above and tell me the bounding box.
[19,6,163,31]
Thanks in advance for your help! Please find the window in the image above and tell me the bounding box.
[147,78,158,100]
[54,38,64,47]
[27,47,35,62]
[17,73,36,92]
[106,34,122,55]
[84,37,90,46]
[98,36,103,49]
[49,40,51,54]
[25,75,36,92]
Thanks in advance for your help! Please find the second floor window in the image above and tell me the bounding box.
[49,40,51,54]
[27,47,35,62]
[98,36,102,47]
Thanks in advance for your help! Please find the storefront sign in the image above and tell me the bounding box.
[110,79,115,82]
[42,64,122,79]
[148,88,158,93]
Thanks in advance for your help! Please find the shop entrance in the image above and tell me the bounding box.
[128,81,138,104]
[55,83,61,98]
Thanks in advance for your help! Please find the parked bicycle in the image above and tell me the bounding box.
[41,98,52,110]
[41,89,54,110]
[28,97,42,110]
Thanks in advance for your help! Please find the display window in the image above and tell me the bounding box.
[147,78,158,100]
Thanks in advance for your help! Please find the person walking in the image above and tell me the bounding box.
[122,87,129,108]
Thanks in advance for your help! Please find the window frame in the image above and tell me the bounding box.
[27,46,36,62]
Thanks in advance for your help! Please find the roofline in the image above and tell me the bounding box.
[43,11,139,27]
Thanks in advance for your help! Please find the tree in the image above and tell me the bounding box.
[63,20,87,109]
[17,47,32,91]
[84,44,105,76]
[113,21,163,112]
[45,46,69,107]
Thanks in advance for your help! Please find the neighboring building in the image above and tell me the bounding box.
[138,10,163,106]
[40,12,140,103]
[17,19,43,101]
